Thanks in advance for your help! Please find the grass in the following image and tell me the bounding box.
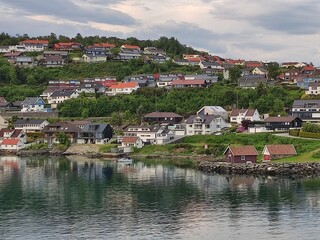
[135,133,320,163]
[99,144,119,153]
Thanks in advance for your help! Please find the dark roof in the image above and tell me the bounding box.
[45,55,63,62]
[225,145,258,156]
[81,123,110,133]
[23,97,43,105]
[264,116,298,123]
[239,75,267,87]
[144,112,183,118]
[14,119,47,125]
[79,82,104,89]
[50,90,77,97]
[43,122,82,133]
[264,144,297,155]
[292,100,320,108]
[230,109,257,117]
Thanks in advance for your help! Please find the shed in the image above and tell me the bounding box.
[263,144,297,161]
[224,145,258,164]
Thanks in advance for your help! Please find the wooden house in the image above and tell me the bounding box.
[224,145,258,164]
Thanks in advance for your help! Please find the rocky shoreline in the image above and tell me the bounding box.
[198,161,320,177]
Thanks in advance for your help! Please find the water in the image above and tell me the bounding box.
[0,156,320,240]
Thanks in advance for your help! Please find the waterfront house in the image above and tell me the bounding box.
[14,119,50,133]
[264,116,302,131]
[0,129,26,143]
[185,114,227,135]
[262,144,297,161]
[43,122,82,144]
[230,109,261,124]
[121,136,144,149]
[291,100,320,122]
[0,138,25,151]
[47,90,79,109]
[143,112,183,124]
[224,145,258,164]
[77,123,113,144]
[124,125,174,145]
[21,97,46,112]
[107,82,140,96]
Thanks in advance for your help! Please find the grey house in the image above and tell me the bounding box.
[78,123,113,144]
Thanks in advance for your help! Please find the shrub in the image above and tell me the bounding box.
[289,129,300,137]
[299,131,320,139]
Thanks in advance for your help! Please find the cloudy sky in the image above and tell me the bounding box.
[1,0,320,64]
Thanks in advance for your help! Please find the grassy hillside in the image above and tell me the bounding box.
[134,133,320,163]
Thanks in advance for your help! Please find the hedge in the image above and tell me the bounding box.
[299,131,320,139]
[289,129,300,137]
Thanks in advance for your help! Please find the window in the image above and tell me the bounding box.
[241,155,246,161]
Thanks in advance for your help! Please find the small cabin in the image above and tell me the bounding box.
[263,144,297,161]
[224,145,258,164]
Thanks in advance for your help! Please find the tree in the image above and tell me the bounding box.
[228,66,242,83]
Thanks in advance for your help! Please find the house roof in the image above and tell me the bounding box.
[122,136,140,143]
[144,112,183,118]
[225,145,258,156]
[245,61,262,68]
[0,129,22,138]
[43,122,82,133]
[14,119,47,125]
[81,123,110,134]
[303,66,315,71]
[109,82,139,89]
[50,90,77,97]
[0,97,7,104]
[264,144,297,155]
[45,55,63,62]
[230,109,257,117]
[121,44,140,50]
[172,79,206,85]
[20,39,48,44]
[264,116,298,123]
[186,114,220,124]
[22,97,43,105]
[1,138,20,145]
[292,100,320,108]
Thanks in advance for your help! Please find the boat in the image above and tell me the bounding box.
[117,157,133,164]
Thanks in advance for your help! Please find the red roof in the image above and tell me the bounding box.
[226,146,258,156]
[303,65,315,71]
[122,137,139,143]
[245,61,262,68]
[187,57,201,62]
[121,44,140,50]
[20,39,48,44]
[172,79,206,85]
[110,82,139,89]
[264,144,297,155]
[1,138,19,145]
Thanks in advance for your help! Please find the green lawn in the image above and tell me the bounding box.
[134,133,320,163]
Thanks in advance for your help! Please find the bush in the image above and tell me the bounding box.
[289,129,300,137]
[299,131,320,139]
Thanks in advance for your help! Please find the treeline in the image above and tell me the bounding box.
[58,84,303,119]
[0,32,206,58]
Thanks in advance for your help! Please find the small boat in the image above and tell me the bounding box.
[117,157,133,164]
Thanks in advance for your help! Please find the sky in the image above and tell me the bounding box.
[1,0,320,65]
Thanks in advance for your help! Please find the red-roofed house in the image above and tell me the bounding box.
[0,129,25,141]
[121,44,141,53]
[263,144,297,161]
[107,82,140,96]
[0,138,25,150]
[171,79,207,88]
[121,136,144,148]
[53,42,82,51]
[301,65,315,75]
[230,109,261,124]
[224,145,258,163]
[18,39,49,51]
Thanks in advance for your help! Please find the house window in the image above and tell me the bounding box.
[189,125,193,127]
[232,118,237,121]
[241,155,246,161]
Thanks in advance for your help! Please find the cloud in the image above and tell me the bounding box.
[1,0,137,26]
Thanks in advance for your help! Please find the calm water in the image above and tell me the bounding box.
[0,156,320,240]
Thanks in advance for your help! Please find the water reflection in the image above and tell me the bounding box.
[0,156,320,239]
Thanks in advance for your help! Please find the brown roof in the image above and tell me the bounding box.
[264,116,297,123]
[171,79,206,85]
[144,112,183,118]
[0,97,7,104]
[226,146,258,156]
[122,137,139,143]
[264,144,297,155]
[230,109,256,117]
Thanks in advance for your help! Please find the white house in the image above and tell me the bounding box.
[47,90,79,109]
[306,82,320,95]
[107,82,140,96]
[123,125,173,145]
[185,115,228,135]
[14,119,50,133]
[0,138,25,150]
[18,39,49,52]
[252,67,268,75]
[21,97,46,112]
[197,106,228,120]
[230,109,261,124]
[0,115,9,130]
[121,136,144,148]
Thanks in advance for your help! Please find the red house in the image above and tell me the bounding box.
[262,144,297,161]
[224,145,258,164]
